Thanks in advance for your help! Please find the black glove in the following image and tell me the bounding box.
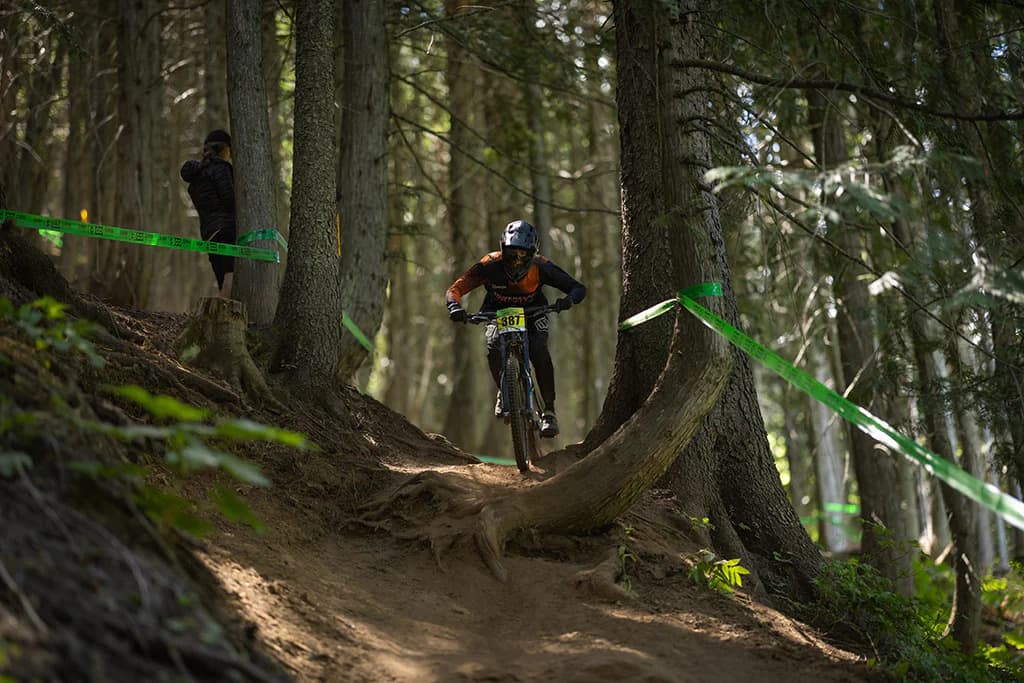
[553,297,573,312]
[449,306,467,323]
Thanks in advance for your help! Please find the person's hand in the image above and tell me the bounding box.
[553,297,573,312]
[449,306,467,323]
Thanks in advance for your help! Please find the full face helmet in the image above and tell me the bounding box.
[500,219,538,281]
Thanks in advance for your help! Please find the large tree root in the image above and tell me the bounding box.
[174,297,284,411]
[356,471,516,579]
[355,471,648,593]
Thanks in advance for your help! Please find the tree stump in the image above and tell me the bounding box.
[174,297,282,410]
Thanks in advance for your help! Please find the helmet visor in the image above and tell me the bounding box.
[505,247,531,271]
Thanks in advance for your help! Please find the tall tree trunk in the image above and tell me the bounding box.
[441,0,480,449]
[335,0,389,381]
[263,1,290,243]
[576,0,674,454]
[19,32,64,214]
[588,0,824,600]
[809,340,852,554]
[108,0,161,309]
[204,0,229,133]
[517,2,552,252]
[60,25,92,285]
[887,196,982,649]
[271,0,341,388]
[85,6,120,300]
[807,87,915,594]
[227,0,280,325]
[929,0,1024,500]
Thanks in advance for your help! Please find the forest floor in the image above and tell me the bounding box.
[0,235,885,681]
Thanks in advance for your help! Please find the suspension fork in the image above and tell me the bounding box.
[498,332,534,416]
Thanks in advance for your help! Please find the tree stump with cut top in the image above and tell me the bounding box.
[174,297,282,410]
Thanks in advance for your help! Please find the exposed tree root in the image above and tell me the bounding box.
[355,471,517,578]
[572,549,635,603]
[174,297,284,412]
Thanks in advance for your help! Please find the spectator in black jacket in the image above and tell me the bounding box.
[180,129,235,297]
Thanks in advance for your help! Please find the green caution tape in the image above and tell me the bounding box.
[473,454,518,467]
[1,209,279,263]
[237,228,288,251]
[823,502,859,514]
[342,311,373,352]
[2,209,378,351]
[620,282,1024,532]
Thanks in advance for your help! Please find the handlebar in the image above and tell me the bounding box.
[465,304,555,325]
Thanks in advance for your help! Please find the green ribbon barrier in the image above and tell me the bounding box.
[237,228,289,251]
[473,454,518,467]
[1,209,279,263]
[3,209,381,352]
[823,502,860,514]
[619,282,1024,532]
[342,311,373,352]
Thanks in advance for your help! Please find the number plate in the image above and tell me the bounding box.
[495,307,526,332]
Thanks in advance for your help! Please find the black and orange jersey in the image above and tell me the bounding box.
[446,251,586,313]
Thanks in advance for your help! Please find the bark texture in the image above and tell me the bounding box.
[271,0,342,388]
[174,297,281,409]
[576,0,674,453]
[441,0,480,449]
[336,0,390,380]
[226,0,281,325]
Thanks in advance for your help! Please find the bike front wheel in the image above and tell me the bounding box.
[504,354,530,472]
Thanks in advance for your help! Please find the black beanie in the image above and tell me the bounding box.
[204,129,231,145]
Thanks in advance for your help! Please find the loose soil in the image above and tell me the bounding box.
[0,239,882,682]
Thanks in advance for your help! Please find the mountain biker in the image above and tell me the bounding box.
[446,219,586,438]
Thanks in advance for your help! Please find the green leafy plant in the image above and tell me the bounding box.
[72,385,313,535]
[812,558,1005,681]
[688,515,714,533]
[688,549,750,594]
[977,569,1024,679]
[0,295,104,368]
[617,544,638,594]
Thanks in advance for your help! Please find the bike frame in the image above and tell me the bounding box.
[497,322,535,419]
[470,306,549,416]
[465,304,555,472]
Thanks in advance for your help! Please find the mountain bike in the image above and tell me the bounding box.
[467,305,553,473]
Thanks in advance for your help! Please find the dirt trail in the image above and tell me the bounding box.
[199,456,877,683]
[0,263,879,683]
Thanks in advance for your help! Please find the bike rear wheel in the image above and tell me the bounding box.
[504,354,530,472]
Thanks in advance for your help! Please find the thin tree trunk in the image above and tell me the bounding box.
[60,26,91,285]
[227,0,280,325]
[109,0,161,309]
[931,0,1024,499]
[204,0,229,133]
[336,0,389,381]
[263,1,290,244]
[809,341,852,554]
[518,1,552,252]
[441,0,479,448]
[888,200,981,649]
[807,87,915,594]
